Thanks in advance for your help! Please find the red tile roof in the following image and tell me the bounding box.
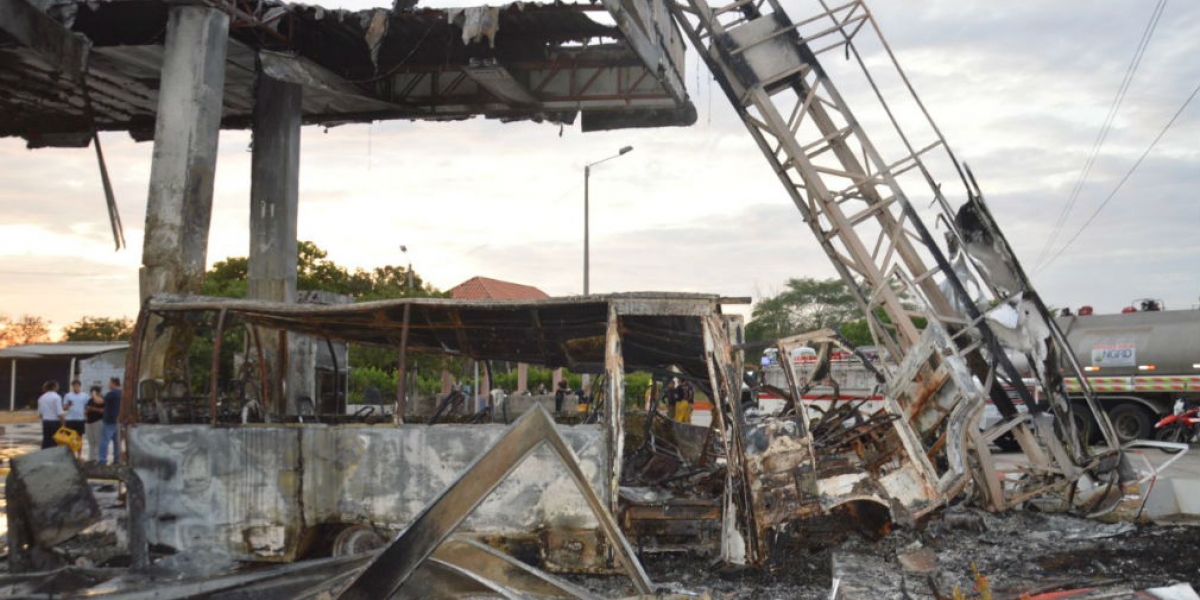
[449,276,550,301]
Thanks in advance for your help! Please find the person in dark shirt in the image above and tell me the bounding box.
[98,377,122,465]
[554,380,569,413]
[85,385,105,462]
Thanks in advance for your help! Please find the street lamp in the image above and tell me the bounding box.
[399,244,413,292]
[584,145,633,295]
[396,244,413,423]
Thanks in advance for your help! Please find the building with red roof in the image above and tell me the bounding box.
[448,276,550,301]
[445,277,554,395]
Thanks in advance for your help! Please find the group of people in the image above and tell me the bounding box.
[552,380,590,413]
[36,377,122,464]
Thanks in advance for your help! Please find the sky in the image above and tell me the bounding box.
[0,0,1197,338]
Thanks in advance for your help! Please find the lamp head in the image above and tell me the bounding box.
[619,146,633,155]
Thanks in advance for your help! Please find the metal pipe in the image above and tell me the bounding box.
[209,308,227,425]
[9,359,16,411]
[395,303,412,424]
[250,326,269,417]
[583,146,632,295]
[120,303,152,427]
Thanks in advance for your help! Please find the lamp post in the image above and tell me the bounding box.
[400,244,413,292]
[584,145,633,295]
[396,244,412,423]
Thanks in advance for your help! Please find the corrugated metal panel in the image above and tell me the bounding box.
[0,341,129,358]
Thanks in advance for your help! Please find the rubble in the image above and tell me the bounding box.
[5,446,101,572]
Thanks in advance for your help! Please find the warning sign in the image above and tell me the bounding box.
[1091,343,1136,368]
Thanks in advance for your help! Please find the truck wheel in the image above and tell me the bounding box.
[1108,403,1152,443]
[1069,403,1095,445]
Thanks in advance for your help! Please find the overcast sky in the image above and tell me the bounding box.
[1,0,1197,337]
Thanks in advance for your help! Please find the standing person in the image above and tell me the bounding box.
[554,380,569,413]
[662,379,678,415]
[85,385,105,462]
[675,379,694,424]
[98,377,122,465]
[37,380,64,449]
[62,379,88,456]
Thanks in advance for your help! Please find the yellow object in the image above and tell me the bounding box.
[674,401,693,424]
[54,426,82,454]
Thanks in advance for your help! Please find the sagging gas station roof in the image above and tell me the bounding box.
[142,292,746,373]
[0,0,694,147]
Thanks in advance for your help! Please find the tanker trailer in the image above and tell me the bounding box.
[1056,305,1200,443]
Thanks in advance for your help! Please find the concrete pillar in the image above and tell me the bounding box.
[248,74,300,303]
[441,370,453,396]
[552,367,563,389]
[138,6,228,383]
[516,363,528,393]
[247,73,306,415]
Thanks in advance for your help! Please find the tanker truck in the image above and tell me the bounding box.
[756,301,1200,445]
[1058,301,1200,443]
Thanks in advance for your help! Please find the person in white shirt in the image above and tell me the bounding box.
[62,379,89,457]
[37,380,64,449]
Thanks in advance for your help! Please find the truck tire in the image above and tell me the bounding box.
[1069,403,1095,445]
[1108,403,1152,443]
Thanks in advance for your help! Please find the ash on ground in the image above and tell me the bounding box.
[574,510,1200,599]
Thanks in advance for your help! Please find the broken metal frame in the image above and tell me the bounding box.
[0,0,697,146]
[337,404,652,599]
[119,293,746,570]
[666,0,1123,536]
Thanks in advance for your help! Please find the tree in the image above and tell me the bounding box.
[198,241,451,393]
[0,314,52,348]
[202,256,248,298]
[746,277,869,345]
[203,241,438,301]
[62,316,134,341]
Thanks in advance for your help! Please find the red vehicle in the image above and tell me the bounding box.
[1153,398,1200,451]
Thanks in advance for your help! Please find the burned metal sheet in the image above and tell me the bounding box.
[127,421,608,563]
[337,405,651,599]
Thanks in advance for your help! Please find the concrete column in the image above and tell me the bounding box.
[516,363,528,393]
[138,6,228,383]
[140,6,228,301]
[441,370,453,396]
[248,75,301,304]
[552,367,563,389]
[247,73,306,415]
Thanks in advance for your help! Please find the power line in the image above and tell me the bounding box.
[1038,79,1200,272]
[1034,0,1168,270]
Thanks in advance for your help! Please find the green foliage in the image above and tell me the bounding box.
[746,277,870,344]
[745,277,930,361]
[62,316,134,342]
[202,257,248,298]
[624,371,652,407]
[347,366,396,404]
[203,240,446,301]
